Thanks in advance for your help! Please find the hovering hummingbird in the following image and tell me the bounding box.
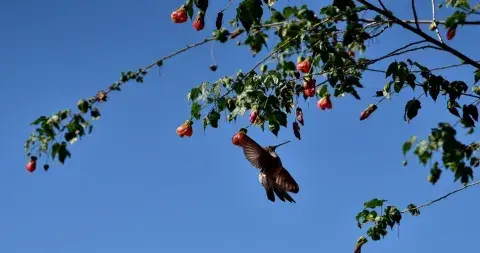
[236,134,300,203]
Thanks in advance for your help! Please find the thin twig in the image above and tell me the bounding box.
[369,25,389,39]
[210,41,216,66]
[356,0,480,69]
[384,45,444,59]
[411,0,421,30]
[431,0,444,43]
[367,40,427,64]
[356,18,480,26]
[366,60,480,73]
[377,0,388,11]
[49,37,215,140]
[219,0,235,13]
[401,180,480,214]
[103,37,215,97]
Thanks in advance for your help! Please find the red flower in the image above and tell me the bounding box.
[176,120,193,138]
[171,6,188,24]
[293,122,301,140]
[296,59,312,73]
[296,107,304,126]
[446,27,456,40]
[302,79,316,98]
[360,104,378,121]
[26,156,37,173]
[249,110,258,124]
[317,95,333,110]
[232,131,246,146]
[193,12,205,31]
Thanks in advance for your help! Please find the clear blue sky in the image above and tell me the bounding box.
[1,1,479,252]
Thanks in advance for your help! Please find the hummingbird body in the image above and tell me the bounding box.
[238,134,299,203]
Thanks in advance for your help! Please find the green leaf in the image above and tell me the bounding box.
[193,0,208,12]
[90,108,101,120]
[355,210,370,228]
[268,121,280,136]
[185,0,194,19]
[473,85,480,95]
[462,105,476,127]
[188,87,201,101]
[468,104,478,121]
[428,80,440,101]
[470,157,480,167]
[393,80,403,93]
[51,142,61,160]
[448,99,461,117]
[428,162,442,184]
[217,97,227,112]
[282,6,296,19]
[404,99,421,122]
[406,73,416,90]
[364,198,387,209]
[407,204,420,216]
[414,140,432,166]
[213,29,230,43]
[385,61,398,78]
[453,162,473,185]
[207,110,221,128]
[274,111,287,127]
[387,206,402,225]
[58,142,71,164]
[237,0,263,31]
[317,84,328,98]
[77,99,89,114]
[475,70,480,84]
[412,61,430,75]
[191,102,202,120]
[30,116,47,125]
[402,136,417,156]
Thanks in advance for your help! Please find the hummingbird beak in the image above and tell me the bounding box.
[272,140,290,150]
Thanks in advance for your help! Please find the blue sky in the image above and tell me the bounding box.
[1,0,479,252]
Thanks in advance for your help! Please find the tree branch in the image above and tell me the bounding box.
[431,0,444,43]
[401,180,480,214]
[356,0,480,69]
[356,18,480,26]
[366,60,480,73]
[370,45,444,64]
[367,40,427,64]
[411,0,420,30]
[40,36,215,143]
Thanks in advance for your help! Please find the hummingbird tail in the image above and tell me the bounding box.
[265,188,275,202]
[273,184,296,203]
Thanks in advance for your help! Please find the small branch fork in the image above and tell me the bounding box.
[401,180,480,214]
[355,0,480,69]
[431,0,444,43]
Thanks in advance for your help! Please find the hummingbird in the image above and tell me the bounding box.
[238,134,299,203]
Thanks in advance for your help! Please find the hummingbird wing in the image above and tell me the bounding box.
[275,167,299,194]
[241,134,277,170]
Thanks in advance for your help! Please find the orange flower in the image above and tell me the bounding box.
[171,6,188,24]
[317,95,333,110]
[296,59,312,73]
[176,120,193,138]
[193,12,205,31]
